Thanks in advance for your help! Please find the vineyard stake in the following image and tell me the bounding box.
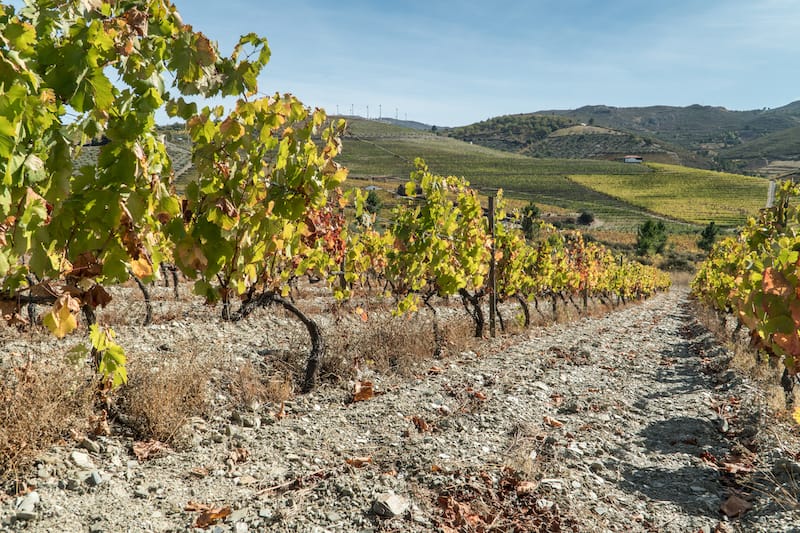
[488,194,497,338]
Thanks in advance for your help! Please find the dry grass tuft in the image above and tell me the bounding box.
[117,353,209,445]
[325,312,437,379]
[229,361,293,408]
[0,361,94,485]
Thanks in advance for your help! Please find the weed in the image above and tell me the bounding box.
[0,362,94,486]
[116,352,209,446]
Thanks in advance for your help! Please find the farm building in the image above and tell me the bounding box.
[623,155,644,163]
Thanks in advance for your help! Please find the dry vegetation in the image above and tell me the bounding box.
[0,361,94,487]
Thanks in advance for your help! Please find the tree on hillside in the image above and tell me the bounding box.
[697,221,719,252]
[636,220,668,256]
[520,202,541,240]
[365,190,382,214]
[577,211,595,226]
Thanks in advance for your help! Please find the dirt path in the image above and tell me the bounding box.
[3,288,799,532]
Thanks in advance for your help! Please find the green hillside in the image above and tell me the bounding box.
[336,118,762,230]
[719,125,800,161]
[568,164,768,226]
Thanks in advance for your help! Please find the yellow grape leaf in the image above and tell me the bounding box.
[130,257,153,278]
[42,294,80,338]
[793,406,800,425]
[355,306,368,322]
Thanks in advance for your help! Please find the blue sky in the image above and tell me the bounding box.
[12,0,800,126]
[171,0,800,126]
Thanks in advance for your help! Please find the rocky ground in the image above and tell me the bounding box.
[1,286,800,532]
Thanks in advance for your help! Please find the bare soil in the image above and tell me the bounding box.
[1,286,799,532]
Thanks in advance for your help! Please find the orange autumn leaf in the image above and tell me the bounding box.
[411,415,431,433]
[194,506,231,528]
[353,380,374,402]
[543,415,564,428]
[345,456,372,468]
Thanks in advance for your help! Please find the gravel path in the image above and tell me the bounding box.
[2,287,800,532]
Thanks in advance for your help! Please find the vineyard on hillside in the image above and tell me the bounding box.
[569,163,769,227]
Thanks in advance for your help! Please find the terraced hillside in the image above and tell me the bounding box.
[568,164,769,226]
[338,118,765,230]
[338,118,673,229]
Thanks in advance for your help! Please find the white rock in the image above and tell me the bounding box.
[372,493,409,517]
[70,451,95,470]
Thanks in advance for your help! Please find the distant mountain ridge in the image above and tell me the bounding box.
[447,101,800,173]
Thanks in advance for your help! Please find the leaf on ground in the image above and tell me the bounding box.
[515,480,539,494]
[185,500,212,512]
[411,415,432,433]
[227,447,249,465]
[274,401,287,420]
[353,380,374,402]
[194,506,232,529]
[354,306,368,321]
[345,456,372,468]
[720,495,752,518]
[428,366,444,374]
[722,462,754,474]
[543,415,564,428]
[133,440,171,461]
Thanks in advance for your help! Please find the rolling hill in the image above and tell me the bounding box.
[334,118,765,231]
[441,102,800,174]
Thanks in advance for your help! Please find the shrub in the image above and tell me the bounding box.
[697,221,719,252]
[365,190,382,214]
[577,211,595,226]
[636,220,668,256]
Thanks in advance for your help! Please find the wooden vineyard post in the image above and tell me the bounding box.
[488,194,497,338]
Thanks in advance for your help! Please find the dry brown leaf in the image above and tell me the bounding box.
[194,506,232,528]
[720,495,752,518]
[227,447,249,465]
[185,500,212,512]
[472,390,487,401]
[190,467,209,478]
[431,464,443,472]
[722,462,754,474]
[353,380,374,402]
[345,456,373,468]
[515,480,539,494]
[133,440,171,461]
[274,401,287,420]
[428,366,444,374]
[355,306,368,322]
[543,415,564,428]
[411,415,431,433]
